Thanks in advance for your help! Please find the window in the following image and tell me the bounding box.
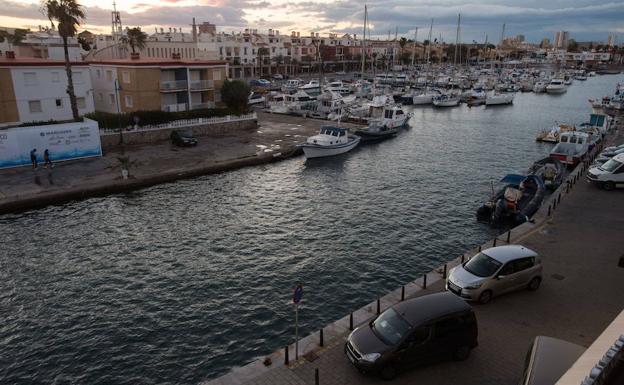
[51,72,60,82]
[213,70,221,81]
[124,95,133,108]
[96,69,101,78]
[28,100,42,113]
[109,93,115,105]
[55,99,63,108]
[214,91,222,103]
[434,317,462,337]
[405,326,430,345]
[499,262,516,276]
[73,71,84,84]
[98,93,103,102]
[23,72,37,86]
[106,70,113,81]
[76,97,86,109]
[513,257,535,272]
[122,71,130,83]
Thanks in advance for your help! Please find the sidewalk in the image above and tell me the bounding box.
[208,130,624,385]
[0,112,340,214]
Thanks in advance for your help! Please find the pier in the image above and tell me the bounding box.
[205,129,624,385]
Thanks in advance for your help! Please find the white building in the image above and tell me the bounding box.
[0,56,94,127]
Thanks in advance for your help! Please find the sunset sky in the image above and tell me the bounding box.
[1,0,623,43]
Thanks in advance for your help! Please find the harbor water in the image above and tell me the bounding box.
[0,75,621,385]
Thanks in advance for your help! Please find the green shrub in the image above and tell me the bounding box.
[84,108,236,129]
[221,79,251,115]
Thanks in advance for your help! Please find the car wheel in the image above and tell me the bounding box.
[478,290,493,304]
[453,345,471,361]
[528,277,541,291]
[380,365,397,381]
[603,181,615,190]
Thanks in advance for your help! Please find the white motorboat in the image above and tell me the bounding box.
[368,105,412,129]
[248,92,266,105]
[299,80,321,95]
[432,94,460,107]
[413,89,442,105]
[298,126,361,158]
[485,92,514,106]
[269,90,315,114]
[546,79,567,94]
[325,81,351,96]
[282,79,303,94]
[535,124,576,143]
[533,81,547,93]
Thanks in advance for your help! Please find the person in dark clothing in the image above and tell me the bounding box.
[44,149,53,168]
[30,149,38,169]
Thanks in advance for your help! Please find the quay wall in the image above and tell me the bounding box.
[99,119,258,150]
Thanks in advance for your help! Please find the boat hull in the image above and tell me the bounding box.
[354,128,398,142]
[299,136,361,158]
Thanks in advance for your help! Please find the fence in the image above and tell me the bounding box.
[99,113,257,135]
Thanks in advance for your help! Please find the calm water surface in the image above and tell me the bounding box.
[1,75,622,384]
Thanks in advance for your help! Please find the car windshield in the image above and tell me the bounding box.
[463,252,502,277]
[371,308,412,346]
[600,158,622,173]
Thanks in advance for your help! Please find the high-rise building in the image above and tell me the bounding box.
[554,31,570,49]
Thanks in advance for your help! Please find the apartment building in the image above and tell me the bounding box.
[89,57,227,114]
[0,54,94,126]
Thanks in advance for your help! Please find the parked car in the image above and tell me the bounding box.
[446,245,542,304]
[594,147,624,165]
[519,336,585,385]
[587,153,624,190]
[272,73,284,80]
[345,292,478,380]
[249,79,272,87]
[170,130,198,147]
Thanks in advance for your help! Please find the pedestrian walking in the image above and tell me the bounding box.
[30,148,38,169]
[44,149,53,168]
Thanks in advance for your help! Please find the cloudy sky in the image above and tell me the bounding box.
[1,0,622,43]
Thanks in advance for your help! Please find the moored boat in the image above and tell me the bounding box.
[549,132,590,166]
[546,79,566,94]
[485,92,514,106]
[528,157,565,191]
[432,94,460,107]
[298,126,361,158]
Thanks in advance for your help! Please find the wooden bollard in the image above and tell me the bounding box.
[284,346,289,365]
[376,298,380,315]
[315,368,319,385]
[506,230,511,243]
[401,286,405,301]
[566,182,570,193]
[493,237,497,247]
[461,254,465,263]
[557,193,561,204]
[548,204,551,216]
[553,199,557,210]
[443,264,447,279]
[349,313,353,331]
[478,245,482,252]
[319,328,324,347]
[422,274,427,289]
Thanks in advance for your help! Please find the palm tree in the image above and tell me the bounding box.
[121,27,148,54]
[43,0,85,121]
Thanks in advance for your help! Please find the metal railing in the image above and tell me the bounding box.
[160,80,188,90]
[162,103,188,112]
[100,112,257,134]
[190,102,216,110]
[189,79,214,90]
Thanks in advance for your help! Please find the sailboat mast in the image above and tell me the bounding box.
[454,13,460,66]
[360,5,367,77]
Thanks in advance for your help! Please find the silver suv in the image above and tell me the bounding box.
[446,245,542,304]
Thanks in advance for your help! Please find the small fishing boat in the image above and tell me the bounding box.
[432,94,460,107]
[535,124,576,143]
[546,79,567,94]
[485,92,514,106]
[298,126,361,159]
[354,123,398,143]
[528,157,565,191]
[476,174,545,227]
[549,132,591,166]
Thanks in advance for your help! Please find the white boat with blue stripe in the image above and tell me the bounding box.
[298,126,361,159]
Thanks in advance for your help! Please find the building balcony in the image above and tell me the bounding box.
[190,102,216,110]
[162,103,188,112]
[160,80,188,91]
[189,80,214,90]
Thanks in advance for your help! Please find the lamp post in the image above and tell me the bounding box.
[114,79,124,146]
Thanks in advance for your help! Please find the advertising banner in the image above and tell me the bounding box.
[0,119,102,169]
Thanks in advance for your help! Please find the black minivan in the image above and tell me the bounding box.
[345,292,478,380]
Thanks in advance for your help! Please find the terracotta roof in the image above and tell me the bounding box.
[0,56,87,66]
[87,58,227,66]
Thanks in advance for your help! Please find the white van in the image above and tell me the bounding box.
[587,153,624,190]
